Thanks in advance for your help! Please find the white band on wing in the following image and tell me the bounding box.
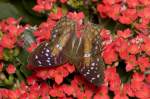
[84,53,91,57]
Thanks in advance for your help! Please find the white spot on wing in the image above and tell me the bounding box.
[97,74,100,78]
[38,61,42,64]
[35,55,38,59]
[46,60,50,63]
[48,63,51,65]
[46,49,50,52]
[86,72,90,75]
[91,63,95,66]
[92,78,95,80]
[45,53,49,56]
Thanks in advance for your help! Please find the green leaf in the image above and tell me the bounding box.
[16,69,25,81]
[19,28,36,49]
[9,0,46,25]
[3,48,13,61]
[22,0,43,17]
[17,48,29,65]
[0,3,21,19]
[17,48,32,77]
[20,64,32,77]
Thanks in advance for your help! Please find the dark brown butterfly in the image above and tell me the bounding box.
[28,16,76,67]
[27,17,105,86]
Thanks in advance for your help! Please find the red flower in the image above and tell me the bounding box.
[63,63,75,73]
[128,43,140,54]
[62,84,75,96]
[26,42,37,53]
[109,75,121,92]
[114,92,128,99]
[134,84,150,99]
[54,72,64,85]
[103,45,118,64]
[108,4,121,20]
[137,56,150,72]
[33,19,55,42]
[126,0,139,8]
[52,66,69,84]
[117,29,131,39]
[141,41,150,55]
[119,9,137,24]
[36,70,49,80]
[33,0,56,12]
[125,55,137,71]
[105,67,118,82]
[117,40,129,60]
[67,12,85,25]
[97,4,110,18]
[0,63,3,72]
[138,7,150,19]
[0,34,16,49]
[6,17,18,25]
[119,50,128,60]
[6,64,16,74]
[77,90,93,99]
[49,7,63,20]
[39,82,51,96]
[49,85,65,97]
[102,0,121,5]
[28,89,39,99]
[145,74,150,84]
[125,83,135,97]
[139,0,150,5]
[132,72,144,82]
[94,86,109,99]
[27,75,37,85]
[60,0,67,3]
[32,4,44,12]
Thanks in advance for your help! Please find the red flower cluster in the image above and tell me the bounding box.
[34,64,75,84]
[0,0,150,98]
[0,17,25,49]
[97,0,150,34]
[33,0,56,12]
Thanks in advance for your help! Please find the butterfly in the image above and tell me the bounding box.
[26,16,105,86]
[28,16,76,67]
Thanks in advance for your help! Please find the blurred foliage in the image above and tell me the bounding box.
[0,0,46,25]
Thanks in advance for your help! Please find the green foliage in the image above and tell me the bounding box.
[0,0,46,25]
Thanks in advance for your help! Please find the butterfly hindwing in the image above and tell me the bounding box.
[28,41,66,67]
[79,57,105,86]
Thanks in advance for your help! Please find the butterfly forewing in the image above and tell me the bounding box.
[28,16,75,67]
[51,16,75,43]
[92,35,103,56]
